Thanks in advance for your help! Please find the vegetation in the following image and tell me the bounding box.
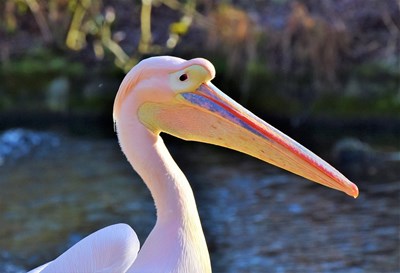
[0,0,399,118]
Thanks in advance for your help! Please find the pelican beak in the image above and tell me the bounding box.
[139,82,359,198]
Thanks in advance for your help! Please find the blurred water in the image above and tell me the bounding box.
[0,129,60,166]
[0,129,398,272]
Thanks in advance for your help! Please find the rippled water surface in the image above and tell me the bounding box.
[0,129,399,272]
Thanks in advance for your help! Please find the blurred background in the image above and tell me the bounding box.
[0,0,399,272]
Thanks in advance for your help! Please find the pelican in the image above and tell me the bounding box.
[29,56,358,273]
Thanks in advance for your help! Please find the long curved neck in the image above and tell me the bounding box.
[116,94,211,272]
[116,112,198,223]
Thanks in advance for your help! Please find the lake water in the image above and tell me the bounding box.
[0,128,398,272]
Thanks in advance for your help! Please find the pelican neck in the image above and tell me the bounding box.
[115,113,200,224]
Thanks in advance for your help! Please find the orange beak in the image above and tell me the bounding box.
[138,82,359,198]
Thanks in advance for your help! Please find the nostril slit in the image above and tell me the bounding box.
[179,74,188,81]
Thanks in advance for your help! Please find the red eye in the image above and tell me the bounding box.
[179,73,188,81]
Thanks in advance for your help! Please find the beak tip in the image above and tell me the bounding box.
[348,183,359,198]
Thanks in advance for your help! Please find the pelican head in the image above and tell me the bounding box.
[114,56,358,198]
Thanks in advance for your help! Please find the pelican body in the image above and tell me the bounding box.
[29,56,358,273]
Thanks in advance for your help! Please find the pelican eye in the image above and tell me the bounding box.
[179,73,188,81]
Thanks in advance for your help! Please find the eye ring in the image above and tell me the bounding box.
[179,73,188,81]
